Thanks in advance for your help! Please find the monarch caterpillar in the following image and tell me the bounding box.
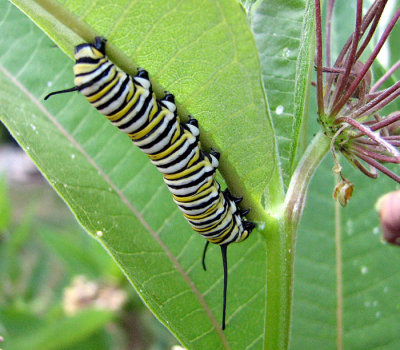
[45,36,255,330]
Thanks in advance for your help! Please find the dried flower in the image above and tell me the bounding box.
[333,177,354,207]
[315,0,400,187]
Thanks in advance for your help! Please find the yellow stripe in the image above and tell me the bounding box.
[86,73,121,102]
[106,86,145,121]
[172,184,215,202]
[192,219,221,232]
[75,47,104,60]
[237,231,249,242]
[148,130,188,160]
[74,67,117,89]
[73,58,107,75]
[207,221,234,244]
[126,80,134,100]
[183,204,217,220]
[148,98,159,122]
[196,180,214,193]
[171,127,181,143]
[192,219,225,234]
[187,149,200,167]
[163,159,208,180]
[155,145,200,169]
[126,99,157,139]
[130,107,168,140]
[183,197,222,220]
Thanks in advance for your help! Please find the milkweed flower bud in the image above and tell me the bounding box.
[376,190,400,245]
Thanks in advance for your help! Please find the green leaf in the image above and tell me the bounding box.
[292,158,400,349]
[1,307,114,350]
[250,0,314,187]
[0,2,275,348]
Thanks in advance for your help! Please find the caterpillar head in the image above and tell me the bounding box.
[44,37,109,101]
[74,36,106,60]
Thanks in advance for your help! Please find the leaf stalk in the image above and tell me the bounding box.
[264,131,330,350]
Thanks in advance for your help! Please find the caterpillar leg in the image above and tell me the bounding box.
[136,68,149,79]
[243,221,256,232]
[160,91,177,113]
[187,115,198,127]
[239,208,250,217]
[162,91,175,102]
[210,148,220,160]
[134,68,151,90]
[185,115,200,138]
[92,36,107,53]
[223,188,243,205]
[206,149,220,169]
[201,240,210,271]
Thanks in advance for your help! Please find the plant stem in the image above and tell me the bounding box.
[285,131,331,231]
[264,131,330,350]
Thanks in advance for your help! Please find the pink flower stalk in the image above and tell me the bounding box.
[315,0,400,183]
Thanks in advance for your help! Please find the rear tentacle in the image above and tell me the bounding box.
[221,244,228,330]
[201,240,210,271]
[44,86,78,100]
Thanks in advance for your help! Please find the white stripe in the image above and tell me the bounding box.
[91,76,126,107]
[133,112,175,148]
[117,95,154,134]
[140,121,178,155]
[166,177,213,196]
[163,165,213,187]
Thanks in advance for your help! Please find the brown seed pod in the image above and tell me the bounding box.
[333,179,354,207]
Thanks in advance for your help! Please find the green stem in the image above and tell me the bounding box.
[264,131,330,350]
[285,131,331,231]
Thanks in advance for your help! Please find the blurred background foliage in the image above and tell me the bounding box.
[0,127,178,349]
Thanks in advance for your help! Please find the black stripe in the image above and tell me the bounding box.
[154,139,197,171]
[201,215,235,238]
[149,123,185,157]
[77,63,114,91]
[163,151,207,180]
[116,90,153,129]
[86,69,118,98]
[76,57,101,64]
[177,190,220,212]
[173,181,216,203]
[166,168,215,190]
[96,75,131,110]
[150,128,187,160]
[188,204,227,227]
[170,176,215,197]
[136,112,175,145]
[126,99,160,135]
[75,61,112,77]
